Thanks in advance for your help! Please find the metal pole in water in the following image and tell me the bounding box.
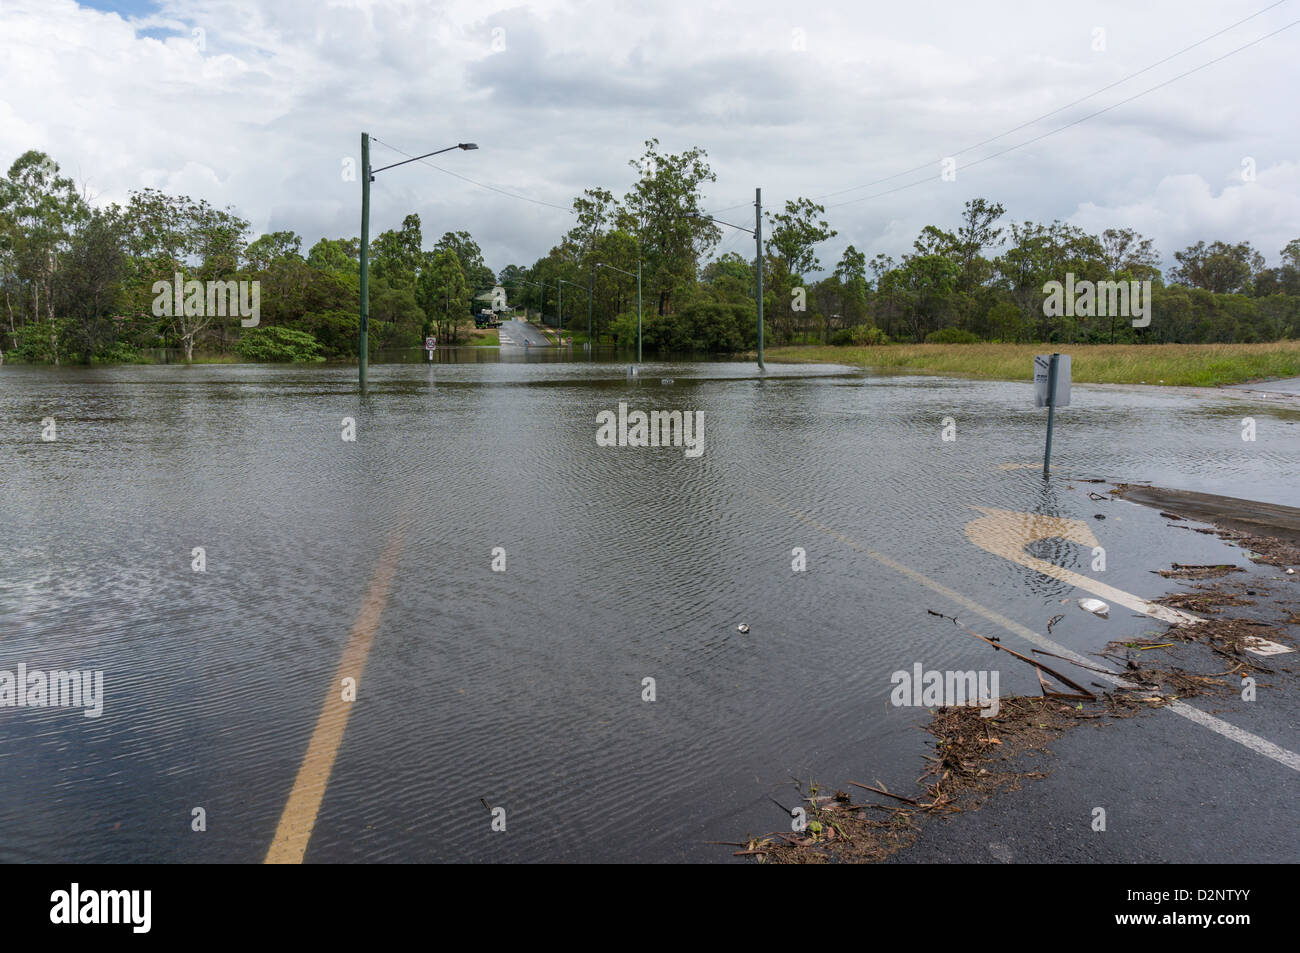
[359,132,370,392]
[1043,352,1059,479]
[754,187,764,371]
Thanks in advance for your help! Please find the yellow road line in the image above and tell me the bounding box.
[964,506,1201,625]
[264,534,404,864]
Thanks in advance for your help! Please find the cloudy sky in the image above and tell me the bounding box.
[2,0,1298,277]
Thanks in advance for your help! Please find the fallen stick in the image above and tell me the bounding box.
[848,781,922,805]
[927,609,1096,699]
[1032,647,1115,675]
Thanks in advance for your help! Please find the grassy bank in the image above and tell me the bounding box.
[764,341,1300,387]
[459,328,499,346]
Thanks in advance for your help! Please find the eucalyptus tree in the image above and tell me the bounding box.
[619,139,720,315]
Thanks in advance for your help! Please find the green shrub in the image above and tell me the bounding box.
[925,327,980,344]
[234,325,325,362]
[831,325,889,346]
[93,341,146,364]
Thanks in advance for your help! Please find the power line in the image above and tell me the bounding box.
[370,138,575,212]
[823,16,1300,210]
[701,0,1291,216]
[814,0,1291,203]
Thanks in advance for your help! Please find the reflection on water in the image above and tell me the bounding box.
[0,357,1294,862]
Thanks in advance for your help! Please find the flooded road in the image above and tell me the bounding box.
[1,357,1296,862]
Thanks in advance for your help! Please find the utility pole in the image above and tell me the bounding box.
[755,187,764,370]
[586,266,594,355]
[1043,352,1060,479]
[357,136,476,390]
[359,132,371,390]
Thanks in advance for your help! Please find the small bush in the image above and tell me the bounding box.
[925,327,980,344]
[234,325,325,362]
[831,325,889,346]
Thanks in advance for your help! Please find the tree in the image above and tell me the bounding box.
[56,206,128,362]
[619,138,720,315]
[370,214,423,288]
[0,150,89,355]
[952,198,1006,292]
[417,249,470,344]
[1169,240,1264,294]
[1100,227,1160,279]
[995,220,1104,341]
[434,229,493,290]
[766,197,837,277]
[122,187,249,360]
[244,230,303,271]
[307,237,359,276]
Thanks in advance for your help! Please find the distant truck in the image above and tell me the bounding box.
[475,309,502,329]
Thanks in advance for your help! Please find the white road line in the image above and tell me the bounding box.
[760,494,1300,774]
[965,507,1201,625]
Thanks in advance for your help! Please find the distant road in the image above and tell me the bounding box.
[1226,376,1300,395]
[497,318,552,348]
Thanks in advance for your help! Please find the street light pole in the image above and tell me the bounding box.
[558,279,592,348]
[754,187,764,370]
[358,136,477,391]
[596,261,642,363]
[690,194,763,370]
[359,132,371,390]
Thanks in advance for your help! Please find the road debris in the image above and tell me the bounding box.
[1078,597,1109,618]
[1156,563,1243,579]
[926,609,1095,700]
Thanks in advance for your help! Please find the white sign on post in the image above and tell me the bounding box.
[1034,354,1071,407]
[425,336,436,350]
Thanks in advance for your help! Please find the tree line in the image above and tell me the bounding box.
[3,143,1298,364]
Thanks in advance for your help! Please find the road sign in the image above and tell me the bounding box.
[1034,353,1070,407]
[425,336,436,350]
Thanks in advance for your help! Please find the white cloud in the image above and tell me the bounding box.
[1,0,1296,275]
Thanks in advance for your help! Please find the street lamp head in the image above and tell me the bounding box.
[459,143,479,150]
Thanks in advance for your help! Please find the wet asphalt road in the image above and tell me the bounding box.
[1,360,1297,863]
[497,318,553,349]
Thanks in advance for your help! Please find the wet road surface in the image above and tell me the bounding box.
[1,359,1297,862]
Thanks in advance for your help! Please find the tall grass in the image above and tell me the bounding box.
[764,341,1300,387]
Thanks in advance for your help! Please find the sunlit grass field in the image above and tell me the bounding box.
[765,341,1300,387]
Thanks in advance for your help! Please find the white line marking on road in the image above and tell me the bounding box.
[759,494,1300,774]
[965,506,1200,625]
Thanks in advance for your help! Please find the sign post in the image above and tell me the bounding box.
[425,336,436,361]
[1035,353,1070,479]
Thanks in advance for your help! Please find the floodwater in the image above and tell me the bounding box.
[1,353,1296,862]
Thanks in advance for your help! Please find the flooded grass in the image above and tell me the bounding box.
[766,341,1300,387]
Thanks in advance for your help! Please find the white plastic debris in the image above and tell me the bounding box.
[1286,568,1296,575]
[1077,598,1109,618]
[737,623,750,634]
[1242,636,1294,657]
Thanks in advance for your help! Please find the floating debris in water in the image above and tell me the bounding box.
[1078,598,1110,618]
[737,623,750,634]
